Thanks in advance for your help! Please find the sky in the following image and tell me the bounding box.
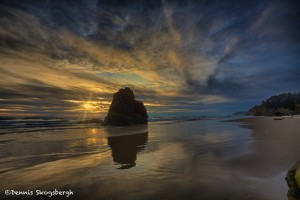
[0,0,299,118]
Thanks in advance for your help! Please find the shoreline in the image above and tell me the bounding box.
[222,116,300,199]
[225,116,300,178]
[0,116,299,200]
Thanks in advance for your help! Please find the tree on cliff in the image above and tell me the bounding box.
[247,92,300,116]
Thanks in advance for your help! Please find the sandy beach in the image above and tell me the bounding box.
[226,116,300,178]
[0,117,299,200]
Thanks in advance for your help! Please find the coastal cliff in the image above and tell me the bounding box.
[103,87,148,126]
[247,92,300,116]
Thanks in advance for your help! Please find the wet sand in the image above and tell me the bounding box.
[0,117,299,200]
[226,116,300,178]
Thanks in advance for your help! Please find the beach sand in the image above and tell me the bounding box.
[226,116,300,178]
[0,117,299,200]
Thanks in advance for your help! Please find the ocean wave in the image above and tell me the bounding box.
[0,116,218,134]
[0,117,98,134]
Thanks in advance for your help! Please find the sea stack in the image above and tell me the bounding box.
[103,87,148,126]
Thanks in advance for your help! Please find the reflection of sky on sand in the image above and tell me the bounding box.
[225,117,300,179]
[0,153,112,190]
[0,119,291,200]
[71,128,108,149]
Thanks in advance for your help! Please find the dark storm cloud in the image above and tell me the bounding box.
[0,0,299,116]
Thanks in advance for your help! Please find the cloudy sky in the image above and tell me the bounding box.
[0,0,299,118]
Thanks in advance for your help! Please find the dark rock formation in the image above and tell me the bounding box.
[286,161,300,200]
[103,87,148,126]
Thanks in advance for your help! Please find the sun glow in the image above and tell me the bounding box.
[82,102,97,111]
[83,103,92,110]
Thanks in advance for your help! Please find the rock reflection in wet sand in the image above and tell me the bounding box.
[107,132,148,169]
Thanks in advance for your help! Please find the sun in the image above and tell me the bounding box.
[82,102,95,111]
